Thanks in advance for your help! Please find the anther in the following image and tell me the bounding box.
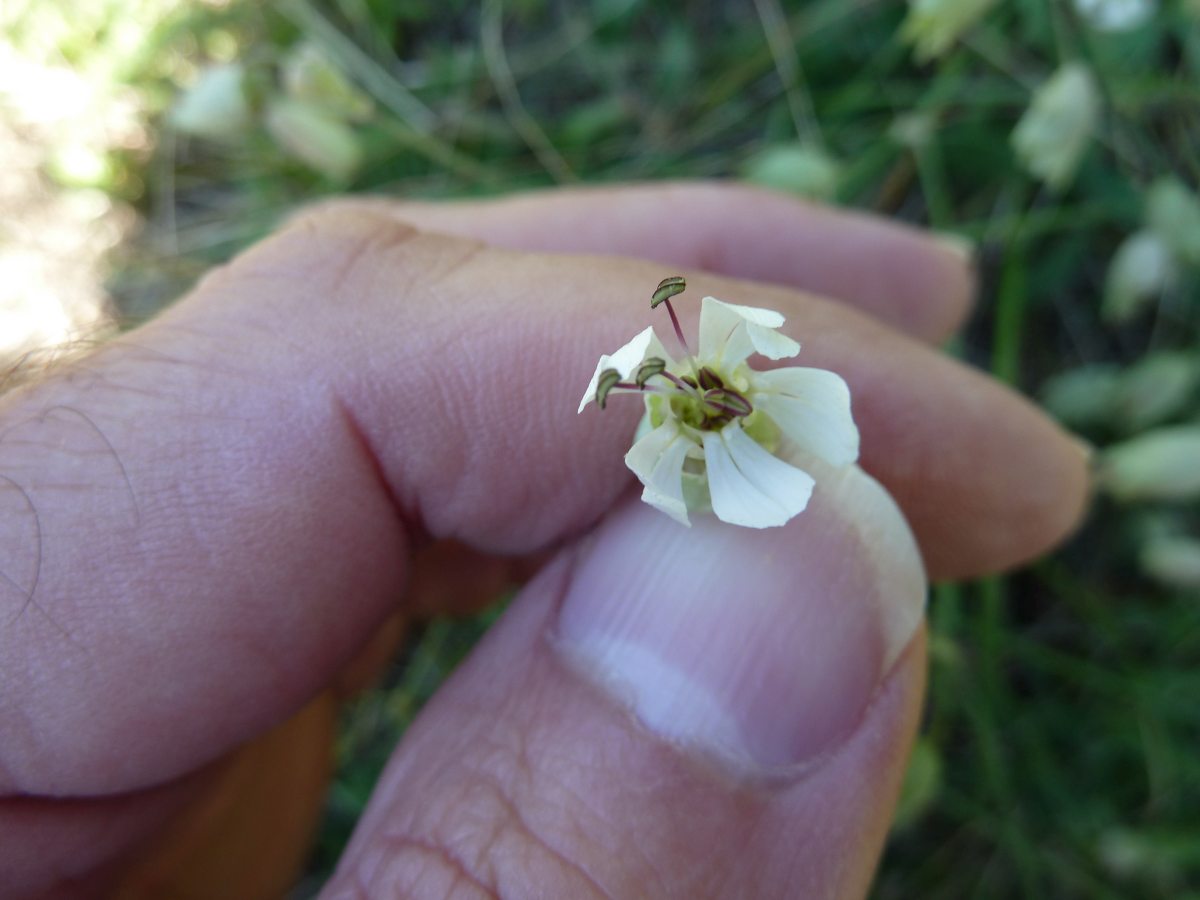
[651,276,687,308]
[698,367,723,391]
[703,388,753,419]
[635,357,667,387]
[650,275,692,358]
[595,368,621,409]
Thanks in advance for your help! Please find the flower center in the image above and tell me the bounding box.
[668,366,753,431]
[591,276,755,430]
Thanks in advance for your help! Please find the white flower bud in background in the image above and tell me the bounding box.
[900,0,999,62]
[1074,0,1156,32]
[265,98,363,182]
[1146,178,1200,267]
[1042,354,1200,433]
[1111,352,1200,433]
[170,64,252,141]
[281,43,374,123]
[1102,230,1177,323]
[1099,425,1200,502]
[1140,534,1200,591]
[889,111,937,150]
[741,142,841,202]
[1012,63,1101,191]
[1040,365,1122,429]
[1098,828,1187,883]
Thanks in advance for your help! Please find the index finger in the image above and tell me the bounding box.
[345,181,976,343]
[0,206,1086,801]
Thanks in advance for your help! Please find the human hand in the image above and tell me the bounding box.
[0,183,1089,898]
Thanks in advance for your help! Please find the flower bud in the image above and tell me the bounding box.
[1140,534,1200,591]
[281,43,374,123]
[1111,352,1200,433]
[1098,828,1186,882]
[1099,426,1200,502]
[1012,63,1100,191]
[264,98,363,182]
[1146,178,1200,267]
[889,111,936,149]
[1073,0,1156,32]
[1102,230,1178,323]
[170,64,252,141]
[1040,365,1122,429]
[900,0,999,62]
[740,143,841,202]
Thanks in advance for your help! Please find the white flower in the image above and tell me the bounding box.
[740,142,842,202]
[1074,0,1155,32]
[1146,178,1200,267]
[170,64,252,141]
[1099,426,1200,502]
[1102,230,1178,323]
[282,43,375,123]
[900,0,999,62]
[264,98,363,183]
[1012,63,1101,191]
[579,285,859,529]
[1140,534,1200,590]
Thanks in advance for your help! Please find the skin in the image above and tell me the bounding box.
[0,183,1090,898]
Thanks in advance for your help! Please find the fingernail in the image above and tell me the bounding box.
[932,231,976,268]
[555,460,926,774]
[1070,434,1097,465]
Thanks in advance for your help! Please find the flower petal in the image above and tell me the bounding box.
[702,425,815,528]
[625,422,694,525]
[751,367,860,466]
[698,296,780,358]
[698,296,800,369]
[578,326,672,412]
[745,322,801,360]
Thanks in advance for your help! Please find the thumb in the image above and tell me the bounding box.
[323,458,926,899]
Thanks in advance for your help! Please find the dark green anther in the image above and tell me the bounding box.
[703,388,753,418]
[595,368,621,409]
[697,367,723,391]
[720,391,754,417]
[634,357,667,387]
[651,275,687,308]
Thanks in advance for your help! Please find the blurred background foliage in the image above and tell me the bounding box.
[3,0,1199,897]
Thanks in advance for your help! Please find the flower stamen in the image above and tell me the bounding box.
[660,369,702,398]
[703,388,753,418]
[594,367,621,409]
[651,275,694,359]
[698,367,723,391]
[634,357,667,387]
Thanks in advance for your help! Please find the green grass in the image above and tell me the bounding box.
[9,0,1200,896]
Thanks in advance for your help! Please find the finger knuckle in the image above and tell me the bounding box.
[200,201,422,302]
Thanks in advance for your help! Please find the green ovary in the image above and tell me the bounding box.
[669,392,711,429]
[647,363,773,438]
[741,408,781,453]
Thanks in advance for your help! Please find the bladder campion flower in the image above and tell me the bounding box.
[579,277,859,529]
[1011,63,1100,191]
[900,0,999,62]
